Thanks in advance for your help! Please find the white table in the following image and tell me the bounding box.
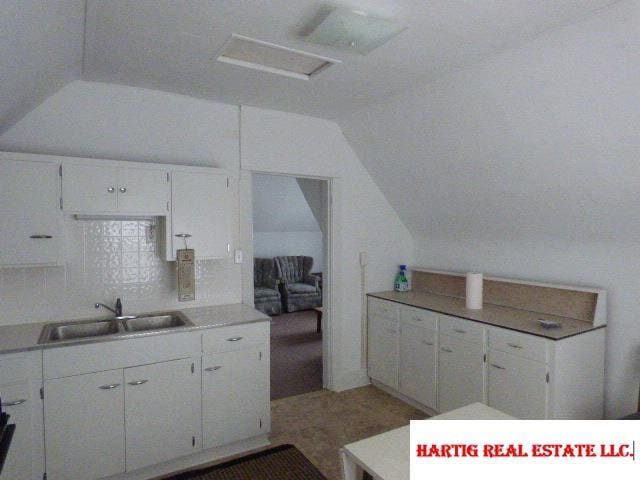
[340,403,514,480]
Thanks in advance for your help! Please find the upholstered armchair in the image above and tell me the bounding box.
[274,256,322,313]
[254,257,282,316]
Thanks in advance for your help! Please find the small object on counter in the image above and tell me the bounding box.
[465,272,483,309]
[394,265,409,292]
[538,319,561,329]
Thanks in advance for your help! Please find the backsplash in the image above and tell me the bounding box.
[0,217,240,326]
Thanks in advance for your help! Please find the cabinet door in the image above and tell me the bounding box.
[117,167,169,215]
[124,357,201,472]
[488,350,547,419]
[0,159,62,266]
[43,370,125,480]
[169,171,230,260]
[399,324,437,409]
[0,382,42,480]
[438,334,484,413]
[61,163,119,213]
[202,346,269,449]
[368,315,399,389]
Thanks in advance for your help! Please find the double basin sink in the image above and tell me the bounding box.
[38,311,193,344]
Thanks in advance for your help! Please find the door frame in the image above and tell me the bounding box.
[243,170,335,390]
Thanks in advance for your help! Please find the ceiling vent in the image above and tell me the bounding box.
[304,7,406,55]
[216,34,340,80]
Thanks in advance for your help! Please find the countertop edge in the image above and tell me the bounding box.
[368,291,605,340]
[0,303,270,355]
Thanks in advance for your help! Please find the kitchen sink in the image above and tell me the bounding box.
[38,311,193,344]
[39,319,121,342]
[122,313,192,332]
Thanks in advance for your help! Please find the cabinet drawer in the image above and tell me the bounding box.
[400,305,438,330]
[488,327,548,363]
[439,315,484,344]
[44,332,200,379]
[0,351,41,385]
[202,321,269,353]
[368,298,399,320]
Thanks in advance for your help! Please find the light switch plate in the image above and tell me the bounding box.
[234,249,243,264]
[359,251,368,266]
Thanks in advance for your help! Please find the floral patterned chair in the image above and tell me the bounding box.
[274,256,322,313]
[253,258,282,316]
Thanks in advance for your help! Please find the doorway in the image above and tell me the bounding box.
[250,173,330,400]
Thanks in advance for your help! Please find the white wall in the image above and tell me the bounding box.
[0,81,240,169]
[0,81,242,325]
[341,0,640,417]
[0,82,413,393]
[252,174,324,271]
[0,0,84,133]
[242,106,414,390]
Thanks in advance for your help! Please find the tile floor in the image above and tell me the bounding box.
[269,386,428,479]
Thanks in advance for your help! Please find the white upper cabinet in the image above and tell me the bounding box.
[62,161,169,215]
[0,157,62,266]
[165,168,231,260]
[116,167,170,215]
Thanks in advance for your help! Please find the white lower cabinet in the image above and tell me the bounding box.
[34,321,271,480]
[399,323,437,410]
[202,347,269,449]
[437,334,484,413]
[0,351,45,480]
[487,350,547,419]
[367,315,399,390]
[0,382,44,480]
[124,357,201,472]
[44,369,126,480]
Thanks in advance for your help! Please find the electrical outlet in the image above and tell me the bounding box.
[234,249,243,264]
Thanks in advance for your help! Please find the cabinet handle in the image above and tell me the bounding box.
[119,186,127,193]
[453,328,467,334]
[413,316,423,322]
[98,384,121,390]
[421,340,434,346]
[29,235,53,239]
[386,328,397,334]
[127,379,148,386]
[204,366,222,372]
[507,343,523,349]
[1,399,27,407]
[490,363,506,370]
[440,347,453,353]
[226,336,243,342]
[107,186,115,193]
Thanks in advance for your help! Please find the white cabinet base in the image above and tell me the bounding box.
[370,379,439,417]
[102,434,270,480]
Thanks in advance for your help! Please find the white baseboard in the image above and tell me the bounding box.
[105,434,270,480]
[331,368,370,392]
[371,379,439,416]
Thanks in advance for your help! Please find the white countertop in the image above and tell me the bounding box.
[0,303,269,355]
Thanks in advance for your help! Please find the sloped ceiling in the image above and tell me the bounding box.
[0,0,85,133]
[252,174,321,233]
[81,0,618,120]
[339,0,640,243]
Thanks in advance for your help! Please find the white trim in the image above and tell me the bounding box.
[216,34,341,81]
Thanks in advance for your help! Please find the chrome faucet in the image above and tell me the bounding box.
[95,298,123,317]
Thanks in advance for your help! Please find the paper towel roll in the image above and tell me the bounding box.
[466,273,483,310]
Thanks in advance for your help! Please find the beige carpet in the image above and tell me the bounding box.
[270,310,323,400]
